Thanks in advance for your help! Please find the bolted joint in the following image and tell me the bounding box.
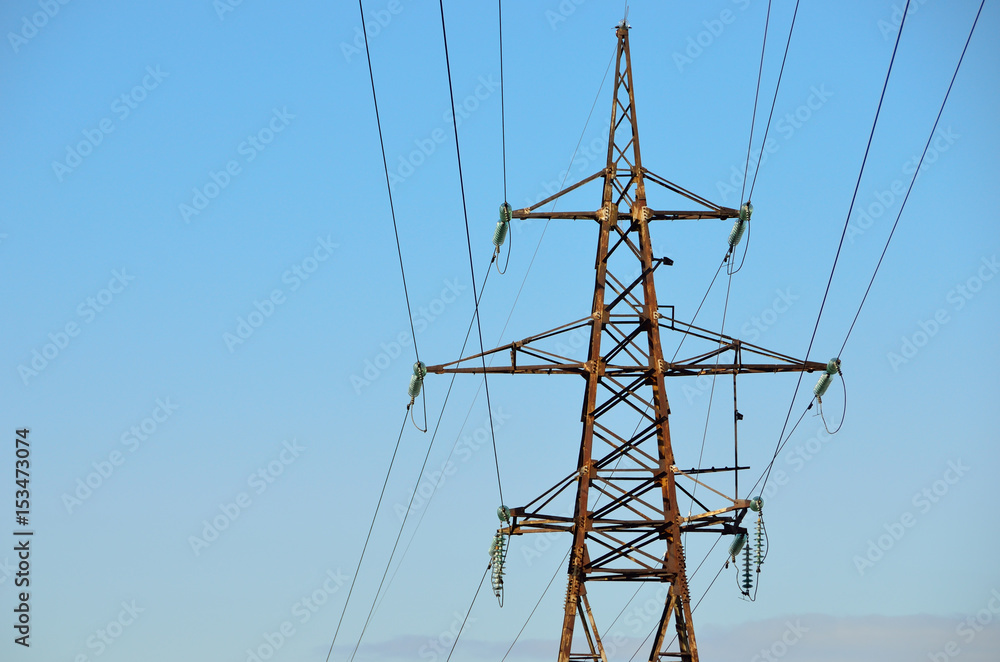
[639,308,659,326]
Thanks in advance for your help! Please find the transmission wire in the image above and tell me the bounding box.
[358,264,495,627]
[750,0,983,501]
[628,558,728,661]
[356,0,421,366]
[323,410,408,662]
[494,45,616,344]
[365,51,617,601]
[438,0,505,508]
[605,535,723,643]
[444,565,490,662]
[499,0,507,202]
[685,270,734,545]
[838,0,985,356]
[499,550,570,661]
[748,0,801,199]
[739,0,773,206]
[344,278,497,661]
[758,0,913,498]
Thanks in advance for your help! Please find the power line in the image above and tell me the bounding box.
[739,0,773,206]
[493,45,616,349]
[748,0,801,200]
[751,0,980,500]
[606,535,723,646]
[346,266,495,653]
[444,565,490,662]
[323,410,409,662]
[747,398,812,498]
[686,270,735,546]
[838,0,985,356]
[628,557,728,661]
[371,68,621,596]
[438,0,505,508]
[759,1,990,491]
[759,0,913,498]
[356,0,421,365]
[669,253,727,363]
[498,0,507,202]
[499,550,570,661]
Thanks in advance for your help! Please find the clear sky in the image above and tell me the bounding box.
[1,1,998,661]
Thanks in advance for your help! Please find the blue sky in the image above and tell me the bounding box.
[1,1,998,660]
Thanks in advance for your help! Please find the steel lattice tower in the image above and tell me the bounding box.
[429,23,823,662]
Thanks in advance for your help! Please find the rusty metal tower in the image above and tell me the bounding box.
[429,22,824,661]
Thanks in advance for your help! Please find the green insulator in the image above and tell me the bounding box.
[489,533,503,556]
[497,505,511,522]
[742,544,753,592]
[728,219,746,248]
[750,496,763,512]
[754,518,765,566]
[408,362,427,399]
[815,358,840,397]
[728,532,747,561]
[499,202,512,223]
[739,201,753,222]
[813,373,832,398]
[493,203,512,248]
[493,219,509,248]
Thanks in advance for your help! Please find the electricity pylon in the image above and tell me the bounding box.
[429,22,825,661]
